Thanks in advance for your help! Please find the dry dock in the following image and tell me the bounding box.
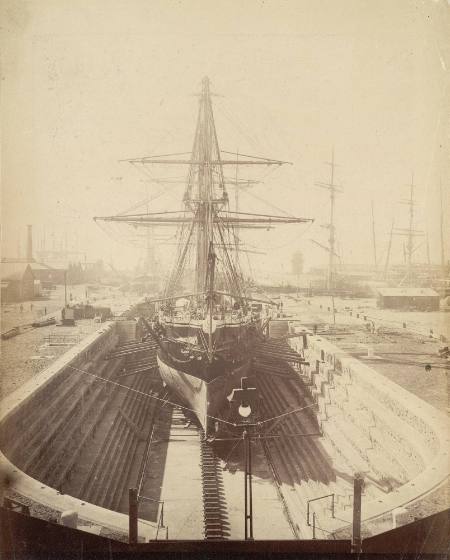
[1,293,448,542]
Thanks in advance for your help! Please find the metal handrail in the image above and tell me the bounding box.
[137,494,166,540]
[307,493,335,526]
[137,425,156,497]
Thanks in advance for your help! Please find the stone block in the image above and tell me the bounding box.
[61,510,78,528]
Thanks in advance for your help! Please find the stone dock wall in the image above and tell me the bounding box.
[289,329,449,528]
[0,319,158,541]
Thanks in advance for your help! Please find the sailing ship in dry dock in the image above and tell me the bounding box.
[95,77,312,435]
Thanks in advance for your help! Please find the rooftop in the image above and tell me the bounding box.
[0,263,32,281]
[376,287,439,297]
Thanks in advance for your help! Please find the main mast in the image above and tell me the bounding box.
[94,77,313,305]
[186,77,227,294]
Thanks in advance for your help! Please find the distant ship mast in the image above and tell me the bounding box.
[315,148,343,292]
[394,174,424,286]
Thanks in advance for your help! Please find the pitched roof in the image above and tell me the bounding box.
[0,263,33,281]
[29,262,54,271]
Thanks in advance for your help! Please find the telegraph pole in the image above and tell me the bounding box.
[229,377,257,540]
[243,428,254,540]
[351,474,364,553]
[129,487,138,544]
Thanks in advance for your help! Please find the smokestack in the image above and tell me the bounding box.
[27,225,33,262]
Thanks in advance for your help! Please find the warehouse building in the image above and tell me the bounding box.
[376,287,440,311]
[1,263,37,303]
[30,262,66,286]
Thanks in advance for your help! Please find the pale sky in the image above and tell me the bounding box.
[1,0,449,276]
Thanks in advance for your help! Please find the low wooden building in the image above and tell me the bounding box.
[30,262,67,285]
[376,287,440,311]
[1,263,36,303]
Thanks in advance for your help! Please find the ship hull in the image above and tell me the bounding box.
[157,354,250,435]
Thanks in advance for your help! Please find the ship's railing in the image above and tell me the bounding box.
[161,311,255,326]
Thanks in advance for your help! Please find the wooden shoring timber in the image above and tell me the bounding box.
[117,338,154,345]
[254,342,296,351]
[254,340,303,352]
[256,369,296,380]
[106,347,156,359]
[255,353,294,361]
[254,349,304,363]
[115,342,157,351]
[117,365,158,378]
[111,342,156,351]
[254,365,294,377]
[255,361,308,375]
[254,348,297,357]
[253,359,292,371]
[124,358,155,369]
[123,360,158,370]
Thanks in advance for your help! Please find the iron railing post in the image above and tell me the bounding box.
[128,488,138,544]
[351,474,364,553]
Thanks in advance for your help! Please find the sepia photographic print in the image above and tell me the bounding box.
[1,1,449,557]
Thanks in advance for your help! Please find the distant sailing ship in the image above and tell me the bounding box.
[96,77,311,435]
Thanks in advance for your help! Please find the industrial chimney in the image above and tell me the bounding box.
[27,224,33,262]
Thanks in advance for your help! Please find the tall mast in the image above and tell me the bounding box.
[383,218,394,281]
[394,174,423,287]
[184,77,224,293]
[234,149,240,264]
[426,230,432,286]
[328,150,336,292]
[406,174,414,284]
[371,200,377,271]
[315,148,342,292]
[440,180,446,278]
